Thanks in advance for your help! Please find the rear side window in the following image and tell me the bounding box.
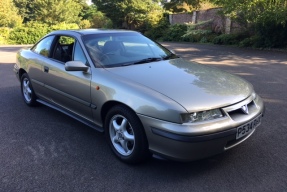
[32,36,55,57]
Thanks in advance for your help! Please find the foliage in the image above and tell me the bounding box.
[164,0,201,11]
[253,21,287,48]
[90,12,113,28]
[210,0,287,25]
[13,0,83,25]
[210,0,287,47]
[161,24,188,41]
[0,0,22,27]
[183,20,213,36]
[8,22,79,44]
[146,5,165,27]
[0,28,11,44]
[0,28,11,40]
[50,23,79,31]
[78,4,113,28]
[145,18,216,43]
[163,1,193,13]
[33,0,83,25]
[181,20,214,42]
[212,32,249,45]
[13,0,35,23]
[93,0,164,29]
[163,0,216,12]
[199,1,218,10]
[79,20,91,29]
[144,16,170,40]
[238,36,259,48]
[9,26,47,44]
[80,4,99,21]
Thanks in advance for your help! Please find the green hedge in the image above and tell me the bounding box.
[144,17,170,40]
[0,27,11,44]
[4,22,79,45]
[212,32,249,45]
[253,21,287,48]
[161,24,187,41]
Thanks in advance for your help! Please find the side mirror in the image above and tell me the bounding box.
[65,61,89,72]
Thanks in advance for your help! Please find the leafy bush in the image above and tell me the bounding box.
[181,20,215,43]
[183,29,212,41]
[0,36,7,44]
[0,27,10,44]
[79,20,91,29]
[9,26,48,44]
[213,32,249,45]
[8,22,79,44]
[50,23,79,31]
[213,34,234,45]
[253,21,287,48]
[144,17,170,40]
[161,24,187,41]
[238,36,260,47]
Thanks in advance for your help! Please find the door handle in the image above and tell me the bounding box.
[44,66,49,73]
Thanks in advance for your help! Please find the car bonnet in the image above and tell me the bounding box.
[107,58,253,112]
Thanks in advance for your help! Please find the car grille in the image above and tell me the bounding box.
[227,100,255,120]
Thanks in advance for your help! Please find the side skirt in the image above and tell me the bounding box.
[36,99,104,133]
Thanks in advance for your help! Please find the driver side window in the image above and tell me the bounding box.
[52,36,75,63]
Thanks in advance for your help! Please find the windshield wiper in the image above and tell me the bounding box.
[133,57,162,64]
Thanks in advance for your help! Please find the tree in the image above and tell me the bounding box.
[92,0,164,29]
[210,0,287,47]
[80,4,112,28]
[13,0,36,23]
[13,0,85,25]
[0,0,22,27]
[80,4,99,21]
[79,19,91,29]
[33,0,83,25]
[210,0,287,25]
[163,0,201,12]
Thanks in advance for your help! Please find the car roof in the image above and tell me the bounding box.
[49,29,139,36]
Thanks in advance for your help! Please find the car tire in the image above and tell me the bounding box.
[21,73,37,106]
[105,105,151,164]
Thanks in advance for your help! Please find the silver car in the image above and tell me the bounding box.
[14,29,265,163]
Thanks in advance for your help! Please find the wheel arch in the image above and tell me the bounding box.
[101,100,139,128]
[18,68,27,79]
[102,101,151,163]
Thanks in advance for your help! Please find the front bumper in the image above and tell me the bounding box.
[138,95,265,161]
[13,64,20,81]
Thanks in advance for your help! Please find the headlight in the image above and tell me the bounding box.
[181,109,224,123]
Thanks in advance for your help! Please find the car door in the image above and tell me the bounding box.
[27,35,55,100]
[42,35,93,122]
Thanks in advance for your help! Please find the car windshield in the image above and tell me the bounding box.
[82,32,178,68]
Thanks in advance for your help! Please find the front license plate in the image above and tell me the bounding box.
[236,115,262,139]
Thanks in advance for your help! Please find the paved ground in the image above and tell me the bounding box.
[0,43,287,191]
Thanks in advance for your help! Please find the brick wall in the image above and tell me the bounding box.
[169,8,243,34]
[169,13,193,24]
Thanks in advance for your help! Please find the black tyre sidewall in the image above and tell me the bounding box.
[21,73,37,106]
[105,105,150,164]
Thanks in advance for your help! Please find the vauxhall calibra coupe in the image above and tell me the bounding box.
[14,29,264,163]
